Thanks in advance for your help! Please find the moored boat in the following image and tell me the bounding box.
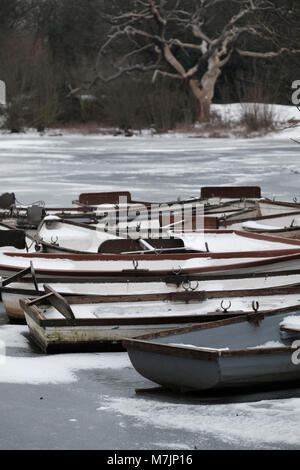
[123,304,300,392]
[5,268,300,322]
[20,286,243,353]
[1,230,300,283]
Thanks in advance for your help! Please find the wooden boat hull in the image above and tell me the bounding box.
[3,230,300,282]
[24,314,214,353]
[5,267,300,321]
[2,251,300,281]
[245,228,300,240]
[123,306,300,392]
[19,286,300,354]
[21,289,240,353]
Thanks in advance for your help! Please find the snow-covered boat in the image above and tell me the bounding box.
[4,267,300,322]
[20,283,300,353]
[123,304,300,392]
[1,231,300,282]
[20,286,242,353]
[229,211,300,239]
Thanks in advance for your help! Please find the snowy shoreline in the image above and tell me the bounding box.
[1,103,300,140]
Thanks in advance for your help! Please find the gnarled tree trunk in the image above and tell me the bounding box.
[189,51,222,122]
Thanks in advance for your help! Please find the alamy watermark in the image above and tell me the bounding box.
[292,80,300,105]
[93,197,206,241]
[291,341,300,365]
[0,80,6,106]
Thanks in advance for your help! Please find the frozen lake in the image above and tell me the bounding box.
[1,132,300,450]
[0,133,300,204]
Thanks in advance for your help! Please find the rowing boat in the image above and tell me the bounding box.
[20,286,244,353]
[123,304,300,392]
[21,284,300,353]
[1,231,300,283]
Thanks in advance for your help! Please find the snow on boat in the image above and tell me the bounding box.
[123,304,300,392]
[4,268,300,322]
[1,231,300,282]
[229,211,300,239]
[20,285,244,353]
[214,200,300,226]
[4,266,300,322]
[21,282,300,353]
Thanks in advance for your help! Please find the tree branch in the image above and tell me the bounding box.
[237,47,300,58]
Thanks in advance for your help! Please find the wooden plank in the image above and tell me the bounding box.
[27,292,54,306]
[99,238,184,254]
[43,284,75,320]
[39,312,239,328]
[201,186,261,199]
[78,192,132,205]
[1,265,32,287]
[160,215,218,230]
[19,299,44,326]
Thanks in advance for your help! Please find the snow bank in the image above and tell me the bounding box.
[281,315,300,331]
[100,396,300,447]
[0,324,130,384]
[0,354,130,385]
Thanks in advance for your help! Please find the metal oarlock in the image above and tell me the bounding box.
[132,259,139,270]
[182,280,199,292]
[51,236,59,246]
[172,266,182,276]
[221,300,232,313]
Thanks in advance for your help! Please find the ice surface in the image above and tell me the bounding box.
[0,324,130,384]
[1,126,300,449]
[1,120,300,206]
[100,396,300,447]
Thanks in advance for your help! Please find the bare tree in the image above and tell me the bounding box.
[81,0,300,122]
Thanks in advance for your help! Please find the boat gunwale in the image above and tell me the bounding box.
[123,337,299,361]
[3,249,300,278]
[22,301,239,328]
[122,304,300,359]
[5,282,300,299]
[225,209,300,228]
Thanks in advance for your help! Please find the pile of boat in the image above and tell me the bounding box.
[2,185,300,392]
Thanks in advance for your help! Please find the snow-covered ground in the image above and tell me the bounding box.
[0,117,300,450]
[1,324,300,449]
[210,103,300,139]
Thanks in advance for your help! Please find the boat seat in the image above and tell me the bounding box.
[27,206,45,226]
[98,238,185,254]
[201,186,261,199]
[0,229,26,249]
[78,192,132,206]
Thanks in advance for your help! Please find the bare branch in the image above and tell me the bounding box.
[152,69,183,82]
[237,47,300,58]
[117,43,157,67]
[149,0,167,26]
[171,39,208,54]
